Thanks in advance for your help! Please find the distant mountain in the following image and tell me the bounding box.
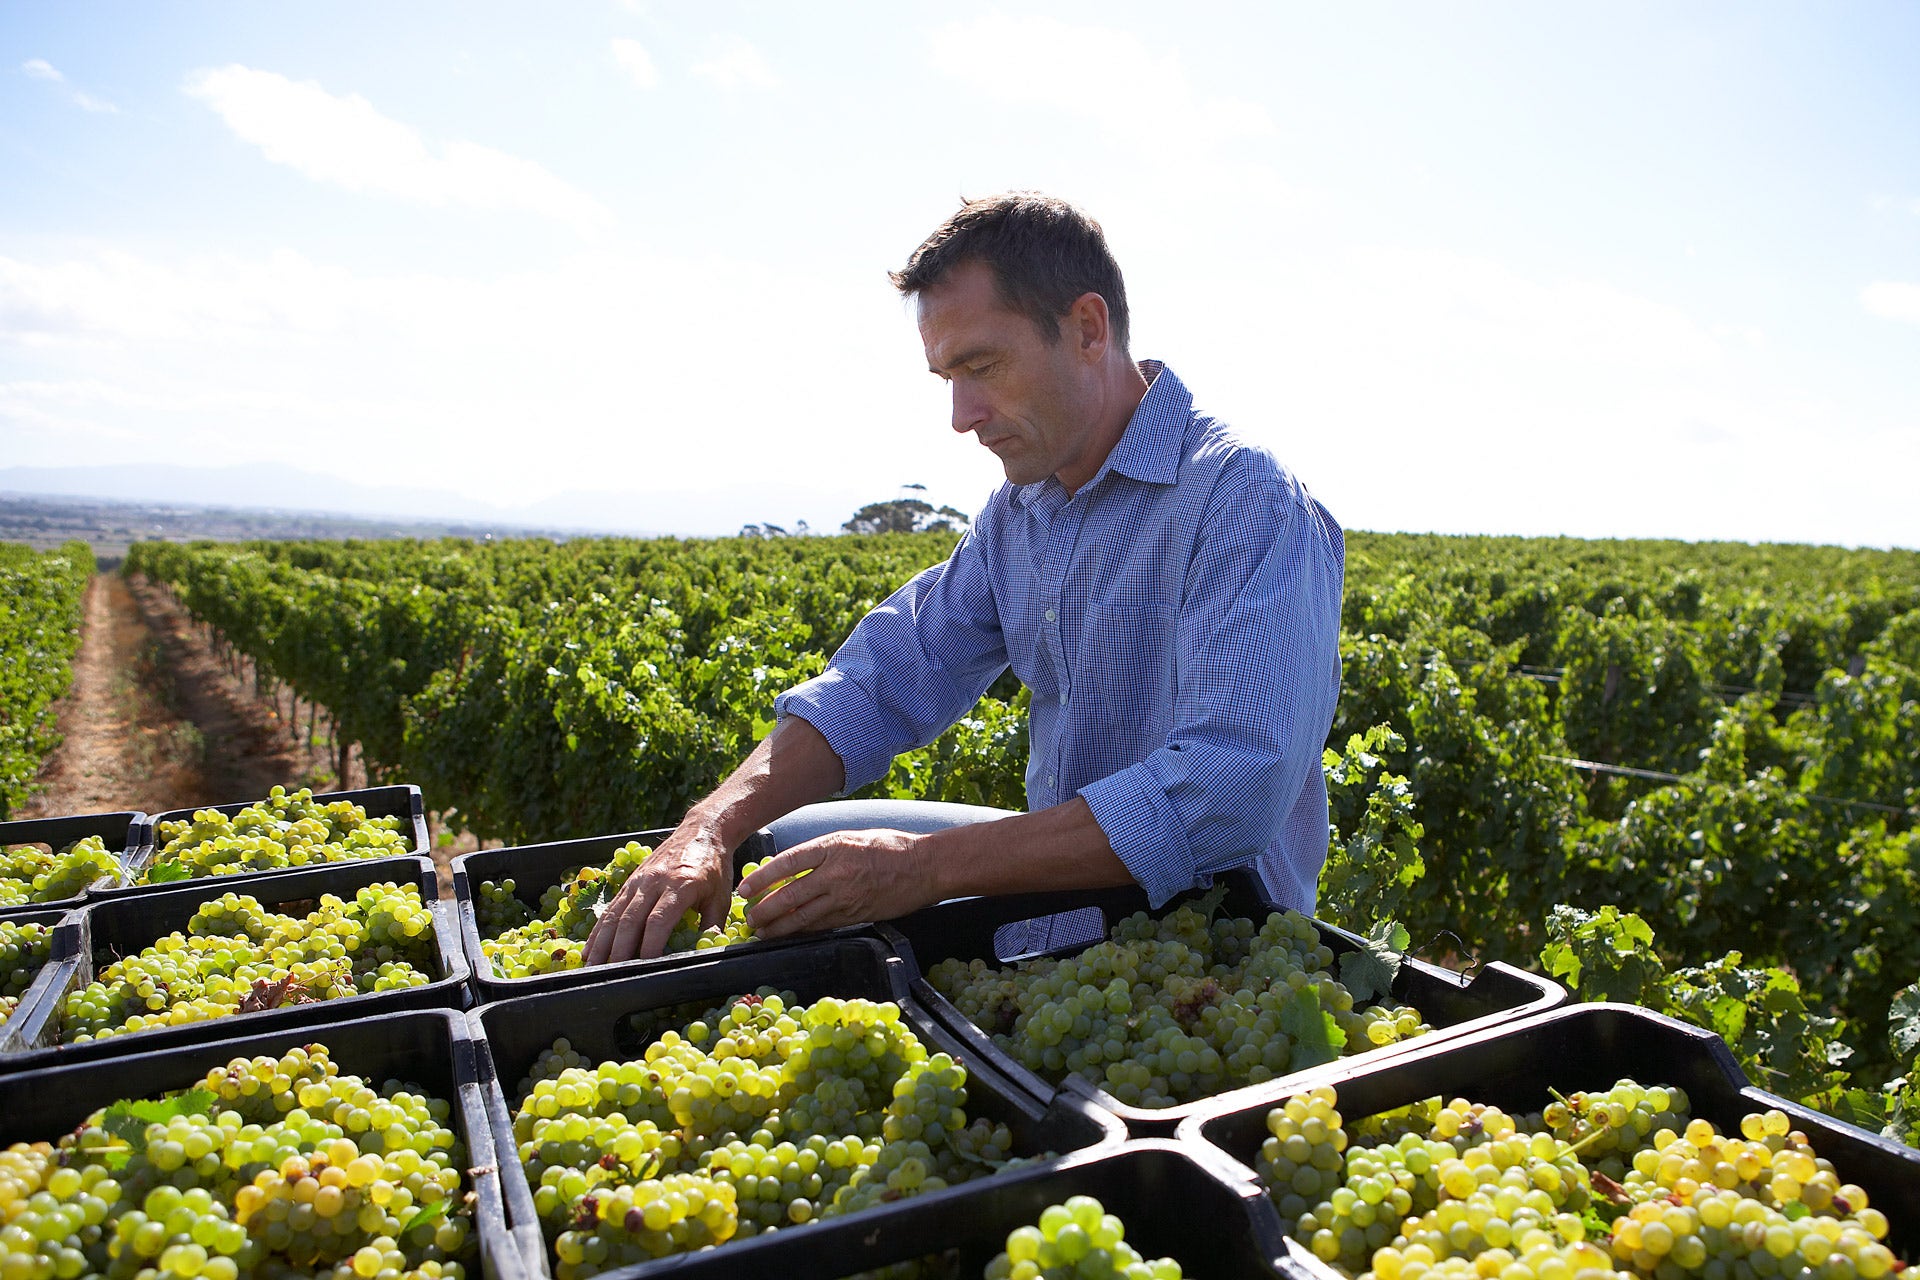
[0,465,878,539]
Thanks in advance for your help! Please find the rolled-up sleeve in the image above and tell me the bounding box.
[1078,467,1344,906]
[775,524,1010,793]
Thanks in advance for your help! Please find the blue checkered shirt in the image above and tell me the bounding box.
[775,361,1345,916]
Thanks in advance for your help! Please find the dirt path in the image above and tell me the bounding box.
[23,573,473,890]
[21,574,348,819]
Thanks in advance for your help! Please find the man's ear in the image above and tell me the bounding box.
[1068,291,1111,362]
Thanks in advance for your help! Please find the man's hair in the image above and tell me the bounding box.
[891,192,1130,352]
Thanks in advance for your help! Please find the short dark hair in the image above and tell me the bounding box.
[891,192,1131,352]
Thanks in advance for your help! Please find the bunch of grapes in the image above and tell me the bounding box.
[510,991,1024,1274]
[0,917,55,1026]
[143,787,411,883]
[0,834,120,904]
[478,843,769,978]
[0,1043,473,1280]
[1254,1080,1907,1280]
[55,882,437,1043]
[927,901,1430,1108]
[984,1195,1184,1280]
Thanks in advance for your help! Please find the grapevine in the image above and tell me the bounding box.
[927,897,1430,1107]
[142,787,412,885]
[510,991,1025,1273]
[54,882,437,1044]
[0,1042,474,1279]
[1256,1082,1909,1280]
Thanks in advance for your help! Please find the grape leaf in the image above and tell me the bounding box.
[401,1196,451,1237]
[102,1088,216,1146]
[1279,986,1346,1070]
[1889,984,1920,1061]
[147,860,191,884]
[1338,919,1408,1005]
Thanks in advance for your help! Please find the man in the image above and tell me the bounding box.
[584,192,1344,965]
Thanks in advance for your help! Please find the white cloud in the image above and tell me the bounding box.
[182,65,611,233]
[21,57,118,112]
[611,38,659,89]
[690,38,778,91]
[1861,281,1920,325]
[929,16,1273,148]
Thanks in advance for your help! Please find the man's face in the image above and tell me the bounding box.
[917,260,1098,490]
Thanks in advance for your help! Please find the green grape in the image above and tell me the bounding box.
[1256,1081,1910,1280]
[0,835,119,904]
[983,1194,1183,1280]
[143,787,411,883]
[55,882,436,1043]
[0,1043,472,1280]
[927,902,1432,1108]
[0,919,54,1022]
[511,992,1052,1271]
[479,846,772,978]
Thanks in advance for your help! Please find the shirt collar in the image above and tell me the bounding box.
[1008,359,1189,508]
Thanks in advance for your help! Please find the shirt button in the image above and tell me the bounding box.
[1044,607,1057,622]
[1047,775,1055,788]
[1058,692,1068,705]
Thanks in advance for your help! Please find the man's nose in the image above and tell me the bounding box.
[951,382,988,435]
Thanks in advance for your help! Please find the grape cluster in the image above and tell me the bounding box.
[1255,1081,1908,1280]
[0,1043,473,1280]
[0,834,120,905]
[927,902,1430,1108]
[0,917,55,1026]
[510,991,1025,1274]
[984,1194,1183,1280]
[56,882,437,1044]
[143,788,411,884]
[478,843,767,978]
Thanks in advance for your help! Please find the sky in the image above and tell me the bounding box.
[1,2,1916,546]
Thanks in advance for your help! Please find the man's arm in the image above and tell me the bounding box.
[735,794,1134,938]
[582,714,845,963]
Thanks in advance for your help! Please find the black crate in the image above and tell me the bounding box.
[1181,1002,1920,1274]
[546,1138,1291,1280]
[0,907,73,1059]
[880,868,1566,1135]
[450,827,891,1005]
[0,1007,527,1280]
[4,855,469,1068]
[109,784,430,895]
[0,810,150,915]
[471,934,1126,1280]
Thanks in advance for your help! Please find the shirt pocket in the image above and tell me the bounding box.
[1078,601,1176,732]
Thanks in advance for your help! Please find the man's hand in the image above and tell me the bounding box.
[737,827,942,939]
[583,821,734,964]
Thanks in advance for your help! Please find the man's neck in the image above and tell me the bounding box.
[1056,356,1152,495]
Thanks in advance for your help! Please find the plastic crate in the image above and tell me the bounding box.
[449,826,867,1005]
[1181,1001,1920,1274]
[540,1137,1292,1280]
[0,810,150,916]
[4,855,470,1068]
[0,907,73,1061]
[470,933,1126,1280]
[880,868,1566,1136]
[0,1006,527,1280]
[451,799,1023,1006]
[108,784,430,895]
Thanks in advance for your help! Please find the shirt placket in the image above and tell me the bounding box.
[1037,489,1086,804]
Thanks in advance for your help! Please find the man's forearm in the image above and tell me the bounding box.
[916,795,1135,902]
[688,714,846,848]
